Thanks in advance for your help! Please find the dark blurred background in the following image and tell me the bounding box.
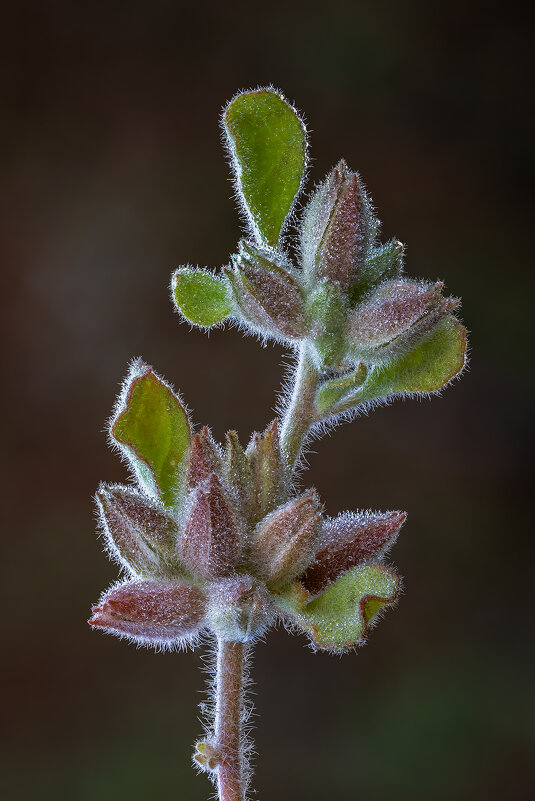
[2,1,533,799]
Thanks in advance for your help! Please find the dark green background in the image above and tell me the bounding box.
[2,1,533,799]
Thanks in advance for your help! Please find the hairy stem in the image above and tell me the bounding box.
[280,343,320,471]
[215,639,248,801]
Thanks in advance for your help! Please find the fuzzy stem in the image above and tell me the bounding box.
[215,638,248,801]
[280,343,320,471]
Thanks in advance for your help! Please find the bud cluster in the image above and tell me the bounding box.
[225,160,458,375]
[91,398,404,651]
[174,160,462,386]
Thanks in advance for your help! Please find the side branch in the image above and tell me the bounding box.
[280,343,320,470]
[215,639,248,801]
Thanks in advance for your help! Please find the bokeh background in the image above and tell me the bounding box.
[2,1,533,799]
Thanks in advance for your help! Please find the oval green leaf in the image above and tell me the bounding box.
[223,88,307,247]
[359,315,467,402]
[172,268,232,327]
[111,362,191,511]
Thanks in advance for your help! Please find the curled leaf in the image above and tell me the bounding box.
[347,279,457,361]
[300,564,399,650]
[224,430,254,525]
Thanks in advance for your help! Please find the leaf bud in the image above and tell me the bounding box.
[97,485,179,577]
[306,281,349,371]
[246,419,288,521]
[301,160,372,290]
[187,426,222,490]
[88,579,206,645]
[225,240,306,340]
[193,741,220,772]
[250,489,321,587]
[349,239,404,304]
[316,363,368,417]
[180,473,241,580]
[347,279,458,362]
[224,430,254,525]
[301,510,406,596]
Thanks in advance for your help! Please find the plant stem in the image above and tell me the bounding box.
[280,343,320,471]
[215,638,248,801]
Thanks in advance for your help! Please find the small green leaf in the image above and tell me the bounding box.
[306,282,348,370]
[172,268,232,327]
[111,362,191,511]
[350,239,404,304]
[358,315,467,402]
[301,564,398,650]
[223,88,307,246]
[316,363,367,416]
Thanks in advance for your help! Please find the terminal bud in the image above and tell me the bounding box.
[301,160,372,290]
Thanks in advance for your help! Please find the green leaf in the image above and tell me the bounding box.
[306,282,348,370]
[350,239,404,304]
[223,88,307,247]
[111,362,191,511]
[172,268,232,327]
[358,315,467,402]
[316,363,367,416]
[301,564,398,650]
